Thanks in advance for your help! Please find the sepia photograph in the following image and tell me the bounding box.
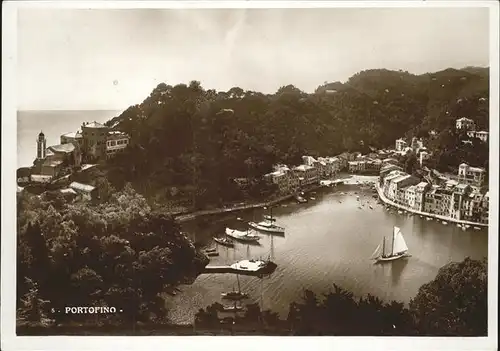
[1,1,499,350]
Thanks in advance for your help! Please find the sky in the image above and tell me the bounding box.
[17,6,490,111]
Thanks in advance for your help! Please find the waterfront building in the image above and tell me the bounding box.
[106,131,130,158]
[462,190,484,223]
[456,117,476,131]
[414,181,431,211]
[450,183,471,221]
[318,157,340,177]
[457,163,486,186]
[265,165,300,194]
[396,187,406,206]
[424,186,453,217]
[387,174,420,201]
[395,138,407,152]
[403,185,417,209]
[293,164,319,187]
[348,160,366,173]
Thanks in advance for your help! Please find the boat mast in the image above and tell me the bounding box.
[391,228,395,256]
[382,236,385,257]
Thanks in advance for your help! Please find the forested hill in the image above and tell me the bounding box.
[103,67,489,207]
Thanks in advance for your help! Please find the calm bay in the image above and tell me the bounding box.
[168,182,488,324]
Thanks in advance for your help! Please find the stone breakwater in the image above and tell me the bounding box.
[375,183,488,228]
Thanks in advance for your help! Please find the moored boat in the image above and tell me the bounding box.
[221,291,249,300]
[295,195,307,203]
[250,207,285,234]
[225,228,260,242]
[230,258,277,275]
[249,220,285,233]
[214,237,234,247]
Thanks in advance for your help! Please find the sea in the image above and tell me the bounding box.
[17,110,122,168]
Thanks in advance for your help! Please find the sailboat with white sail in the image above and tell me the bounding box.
[371,226,410,262]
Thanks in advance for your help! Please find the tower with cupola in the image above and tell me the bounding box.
[36,131,47,160]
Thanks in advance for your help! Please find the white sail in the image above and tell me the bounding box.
[392,227,408,254]
[370,244,382,259]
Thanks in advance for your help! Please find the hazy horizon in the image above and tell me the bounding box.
[17,7,490,110]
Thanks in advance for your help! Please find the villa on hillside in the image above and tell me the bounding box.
[466,130,489,142]
[456,117,476,131]
[457,163,486,187]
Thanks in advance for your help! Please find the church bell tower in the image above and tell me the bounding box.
[37,131,47,160]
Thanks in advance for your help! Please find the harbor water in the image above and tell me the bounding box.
[167,180,488,324]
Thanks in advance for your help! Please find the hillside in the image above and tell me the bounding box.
[103,68,489,207]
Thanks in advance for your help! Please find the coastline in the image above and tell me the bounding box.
[375,183,488,228]
[174,189,310,223]
[173,173,377,223]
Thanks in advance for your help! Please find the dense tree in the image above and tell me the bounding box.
[409,257,487,336]
[16,186,209,327]
[99,67,488,210]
